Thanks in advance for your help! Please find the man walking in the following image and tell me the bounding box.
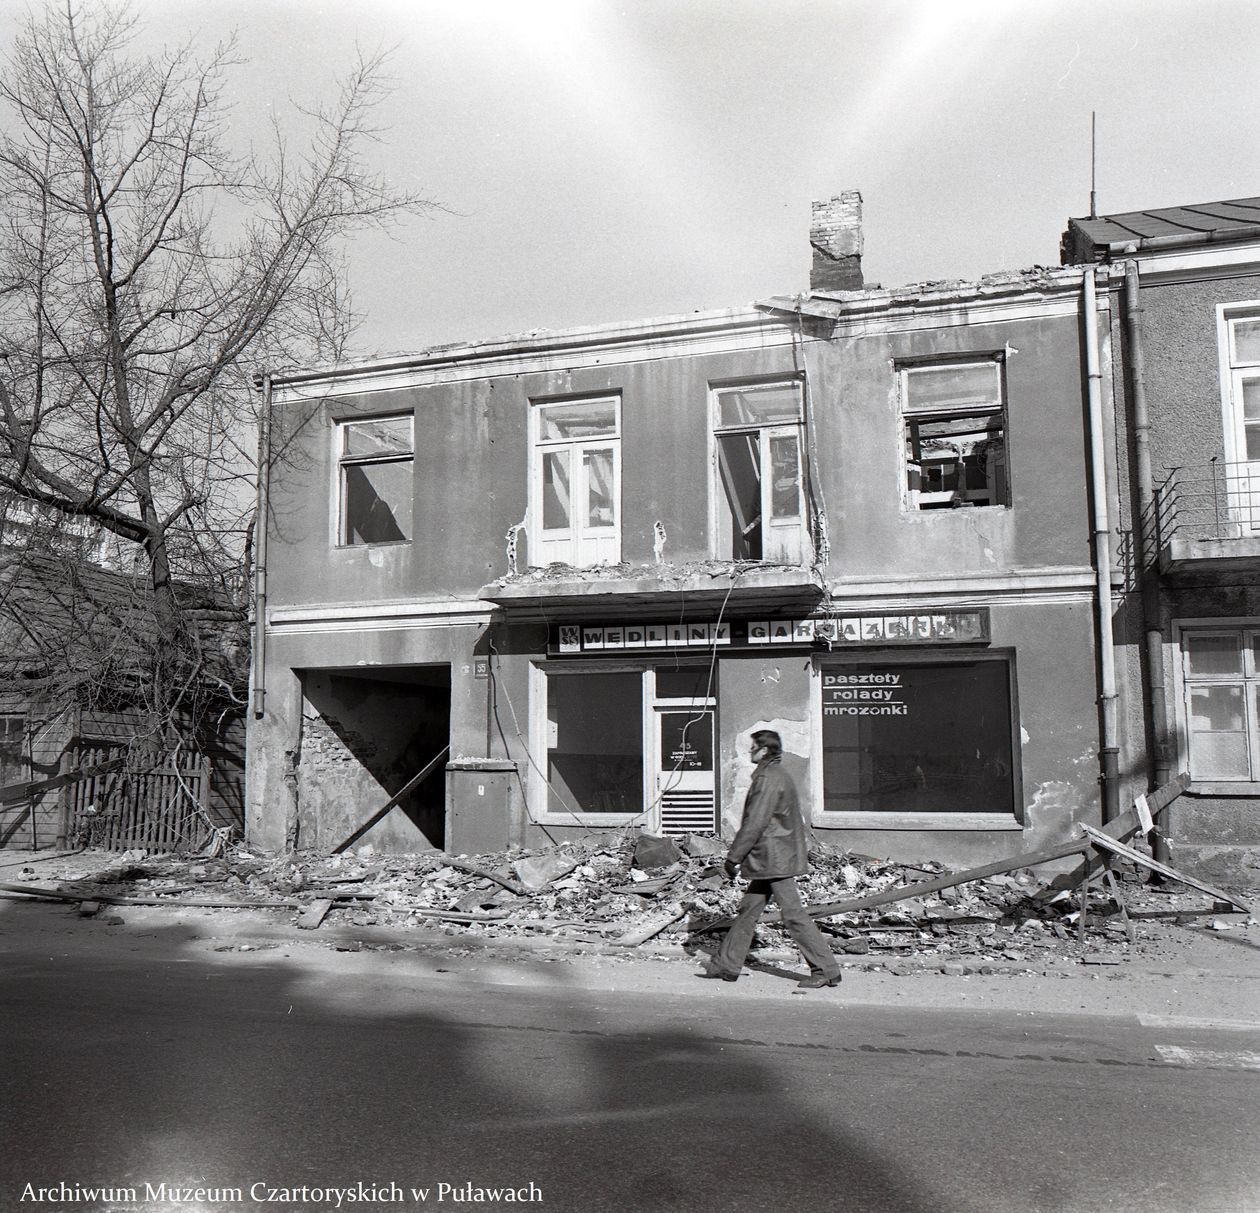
[702,729,842,989]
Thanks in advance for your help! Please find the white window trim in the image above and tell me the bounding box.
[1215,305,1260,519]
[707,377,808,563]
[529,661,650,826]
[1170,616,1260,794]
[528,395,622,568]
[332,413,414,548]
[899,358,1008,514]
[807,653,1023,830]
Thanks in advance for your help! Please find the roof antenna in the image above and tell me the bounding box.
[1089,111,1098,219]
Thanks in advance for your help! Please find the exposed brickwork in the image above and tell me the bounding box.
[810,191,864,292]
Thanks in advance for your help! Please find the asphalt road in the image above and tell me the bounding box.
[2,922,1259,1213]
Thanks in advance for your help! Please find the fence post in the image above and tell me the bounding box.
[55,747,73,850]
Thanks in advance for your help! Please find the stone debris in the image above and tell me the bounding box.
[10,830,1246,971]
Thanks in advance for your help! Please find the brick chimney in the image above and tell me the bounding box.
[809,191,864,292]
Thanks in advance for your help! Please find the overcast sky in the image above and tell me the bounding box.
[7,0,1260,358]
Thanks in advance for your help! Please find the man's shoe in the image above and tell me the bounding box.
[796,971,842,989]
[699,961,739,983]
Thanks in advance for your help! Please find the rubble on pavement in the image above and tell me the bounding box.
[3,831,1252,972]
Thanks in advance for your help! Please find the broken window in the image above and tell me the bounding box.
[902,360,1008,510]
[545,670,642,815]
[532,397,620,567]
[821,659,1016,816]
[337,415,414,545]
[1181,628,1260,781]
[713,380,806,562]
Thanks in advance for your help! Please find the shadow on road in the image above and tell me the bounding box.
[0,906,948,1213]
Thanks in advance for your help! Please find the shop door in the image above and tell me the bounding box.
[653,708,717,837]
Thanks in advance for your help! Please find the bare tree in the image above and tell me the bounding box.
[0,2,432,735]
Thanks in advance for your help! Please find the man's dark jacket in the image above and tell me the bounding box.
[726,754,808,880]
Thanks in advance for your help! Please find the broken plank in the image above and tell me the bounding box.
[1079,824,1250,913]
[297,898,334,929]
[439,854,527,896]
[0,882,299,910]
[614,901,685,947]
[694,836,1093,935]
[331,746,450,855]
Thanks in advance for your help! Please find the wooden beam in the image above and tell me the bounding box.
[1079,824,1250,913]
[331,745,450,855]
[0,756,127,808]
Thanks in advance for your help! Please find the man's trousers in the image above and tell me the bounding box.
[715,876,840,978]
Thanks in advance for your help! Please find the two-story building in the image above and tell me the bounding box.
[247,194,1117,871]
[1064,195,1260,889]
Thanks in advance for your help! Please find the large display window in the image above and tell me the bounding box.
[817,656,1018,821]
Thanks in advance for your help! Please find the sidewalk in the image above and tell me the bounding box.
[3,885,1258,1026]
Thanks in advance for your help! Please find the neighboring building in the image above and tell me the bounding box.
[1064,196,1260,889]
[249,193,1119,869]
[0,549,248,848]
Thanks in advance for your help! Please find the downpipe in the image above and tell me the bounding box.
[1084,268,1121,823]
[251,372,272,720]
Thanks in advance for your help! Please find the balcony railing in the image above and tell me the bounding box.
[1150,460,1260,558]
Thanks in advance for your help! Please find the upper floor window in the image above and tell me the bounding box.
[1180,627,1260,782]
[1223,309,1260,461]
[531,396,620,567]
[712,380,806,563]
[336,415,413,545]
[902,359,1008,511]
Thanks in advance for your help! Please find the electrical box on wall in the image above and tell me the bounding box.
[445,759,521,855]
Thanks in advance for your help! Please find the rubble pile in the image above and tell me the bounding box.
[8,830,1200,969]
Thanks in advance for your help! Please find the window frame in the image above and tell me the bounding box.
[1172,618,1260,793]
[708,377,808,563]
[530,661,650,826]
[1216,304,1260,531]
[899,356,1009,513]
[529,394,622,568]
[808,650,1024,830]
[0,713,27,787]
[333,413,415,548]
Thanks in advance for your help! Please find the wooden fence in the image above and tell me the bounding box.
[66,745,215,853]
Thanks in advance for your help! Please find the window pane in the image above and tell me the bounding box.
[1189,684,1244,732]
[717,432,762,559]
[547,672,642,814]
[716,382,802,428]
[342,416,412,458]
[542,450,571,530]
[821,662,1014,814]
[655,666,715,702]
[769,434,801,519]
[904,363,1001,412]
[1234,318,1260,363]
[584,448,615,528]
[1185,634,1242,677]
[342,461,412,544]
[538,400,616,441]
[659,711,713,772]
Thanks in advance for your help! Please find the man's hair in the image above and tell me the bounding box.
[751,729,782,755]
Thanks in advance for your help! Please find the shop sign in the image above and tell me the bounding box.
[551,609,989,654]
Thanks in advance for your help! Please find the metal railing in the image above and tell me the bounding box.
[1150,460,1260,553]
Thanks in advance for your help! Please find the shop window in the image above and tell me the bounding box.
[336,415,414,545]
[545,670,642,814]
[712,380,806,562]
[1180,628,1260,781]
[820,659,1016,815]
[902,360,1008,510]
[532,397,620,567]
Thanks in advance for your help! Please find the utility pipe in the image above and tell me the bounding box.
[1084,268,1121,822]
[251,373,272,719]
[1124,260,1172,861]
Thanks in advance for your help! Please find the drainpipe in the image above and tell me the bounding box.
[251,372,272,719]
[1124,260,1172,862]
[1084,268,1121,823]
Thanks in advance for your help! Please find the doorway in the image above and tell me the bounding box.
[651,665,717,836]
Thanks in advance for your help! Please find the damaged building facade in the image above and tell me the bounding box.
[1064,196,1260,889]
[247,193,1117,871]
